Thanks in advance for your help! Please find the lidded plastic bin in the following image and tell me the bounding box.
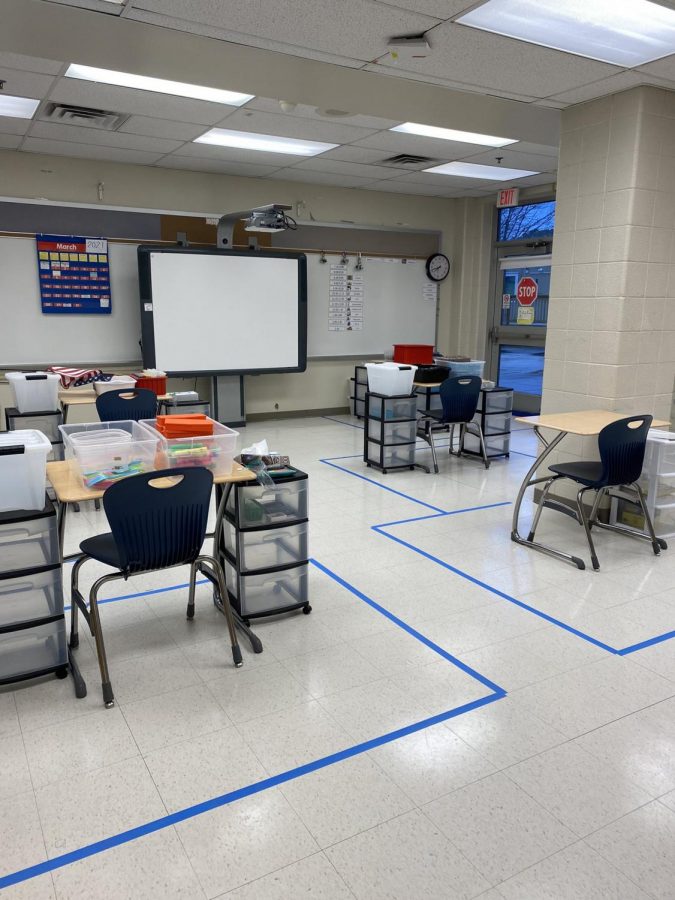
[448,360,485,378]
[93,376,135,395]
[0,430,52,513]
[142,417,238,477]
[392,345,434,365]
[365,363,417,397]
[59,421,159,489]
[6,372,60,413]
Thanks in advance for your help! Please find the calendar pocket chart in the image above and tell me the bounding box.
[36,234,112,315]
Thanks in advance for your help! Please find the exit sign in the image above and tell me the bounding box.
[497,188,520,208]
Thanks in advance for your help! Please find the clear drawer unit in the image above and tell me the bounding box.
[349,365,368,419]
[364,392,422,473]
[221,469,310,624]
[0,497,69,686]
[463,387,513,461]
[5,406,65,468]
[609,430,675,540]
[158,398,211,417]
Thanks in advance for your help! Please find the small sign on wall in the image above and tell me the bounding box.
[517,306,535,326]
[496,188,520,208]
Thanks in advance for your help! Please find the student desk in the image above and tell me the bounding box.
[59,389,171,423]
[512,410,669,568]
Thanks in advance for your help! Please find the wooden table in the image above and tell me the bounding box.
[512,410,669,568]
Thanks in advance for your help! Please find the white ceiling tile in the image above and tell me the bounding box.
[360,62,539,102]
[212,108,379,143]
[0,116,32,136]
[43,0,125,12]
[0,133,22,150]
[394,170,497,189]
[377,21,622,99]
[286,157,403,180]
[243,97,400,131]
[637,53,675,81]
[0,53,64,76]
[317,145,403,165]
[363,179,461,197]
[371,0,477,17]
[130,0,441,64]
[267,169,375,188]
[350,129,499,160]
[117,115,206,141]
[156,157,282,176]
[21,137,163,165]
[48,79,237,125]
[547,71,648,104]
[506,172,556,188]
[0,68,58,99]
[170,141,303,167]
[459,147,557,172]
[506,141,558,158]
[27,121,183,153]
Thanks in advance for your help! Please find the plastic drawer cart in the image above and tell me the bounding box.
[464,387,513,461]
[609,429,675,540]
[0,498,71,688]
[349,365,367,419]
[158,397,211,417]
[364,392,428,474]
[5,406,65,462]
[220,469,310,625]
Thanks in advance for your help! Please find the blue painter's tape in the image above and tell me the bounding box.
[64,580,209,613]
[375,500,511,530]
[617,628,675,655]
[320,457,446,513]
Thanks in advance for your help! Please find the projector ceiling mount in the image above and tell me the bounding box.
[216,204,297,250]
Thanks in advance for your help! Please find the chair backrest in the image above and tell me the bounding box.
[102,467,213,574]
[439,375,482,424]
[598,415,652,486]
[96,388,157,423]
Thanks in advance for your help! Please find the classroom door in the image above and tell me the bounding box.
[488,253,551,414]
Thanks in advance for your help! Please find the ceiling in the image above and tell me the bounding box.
[1,0,675,198]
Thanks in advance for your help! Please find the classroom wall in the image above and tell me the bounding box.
[0,148,494,414]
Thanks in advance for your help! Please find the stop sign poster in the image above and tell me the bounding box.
[517,276,538,306]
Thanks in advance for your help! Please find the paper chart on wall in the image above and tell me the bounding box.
[328,263,365,331]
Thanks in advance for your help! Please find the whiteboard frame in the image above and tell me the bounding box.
[138,246,308,377]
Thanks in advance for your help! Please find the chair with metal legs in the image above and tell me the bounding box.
[417,375,490,473]
[70,467,242,707]
[529,414,667,570]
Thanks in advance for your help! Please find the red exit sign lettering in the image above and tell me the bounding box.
[497,188,520,208]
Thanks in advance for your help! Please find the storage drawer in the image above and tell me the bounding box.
[612,495,675,539]
[0,509,59,575]
[367,419,416,443]
[47,441,65,462]
[224,560,309,617]
[0,617,67,683]
[0,565,64,627]
[415,389,442,412]
[482,389,513,413]
[367,441,415,469]
[223,520,308,573]
[6,409,64,442]
[368,395,417,420]
[355,366,368,386]
[355,381,367,401]
[463,432,510,457]
[473,411,512,435]
[226,478,308,528]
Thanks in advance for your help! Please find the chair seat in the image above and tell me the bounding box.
[548,460,604,487]
[80,533,122,568]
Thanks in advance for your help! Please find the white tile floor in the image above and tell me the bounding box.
[1,415,674,898]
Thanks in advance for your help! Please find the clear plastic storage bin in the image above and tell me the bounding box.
[6,372,60,413]
[6,409,63,442]
[0,430,52,513]
[224,559,309,617]
[368,395,417,420]
[367,419,417,443]
[60,421,159,490]
[472,411,512,435]
[365,363,417,396]
[226,480,308,528]
[447,361,485,378]
[224,520,308,572]
[463,432,510,457]
[143,418,238,477]
[0,618,67,682]
[0,565,63,627]
[0,506,58,575]
[366,442,415,468]
[483,388,514,413]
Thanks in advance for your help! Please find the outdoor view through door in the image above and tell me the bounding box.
[490,200,555,414]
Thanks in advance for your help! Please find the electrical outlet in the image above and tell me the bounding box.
[274,402,279,410]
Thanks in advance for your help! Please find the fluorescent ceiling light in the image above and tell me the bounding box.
[0,94,39,119]
[65,64,254,106]
[424,161,538,180]
[391,122,516,147]
[456,0,675,68]
[195,128,337,156]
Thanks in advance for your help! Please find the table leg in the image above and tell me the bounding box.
[511,427,586,569]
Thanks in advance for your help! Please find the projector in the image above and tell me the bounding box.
[244,206,291,232]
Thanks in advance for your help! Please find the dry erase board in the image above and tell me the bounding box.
[306,252,438,358]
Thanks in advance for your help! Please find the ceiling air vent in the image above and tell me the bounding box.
[40,102,129,131]
[381,154,438,167]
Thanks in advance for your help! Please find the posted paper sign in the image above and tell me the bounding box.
[328,263,364,332]
[36,234,112,315]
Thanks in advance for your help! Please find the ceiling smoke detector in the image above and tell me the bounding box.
[40,102,129,131]
[385,34,431,64]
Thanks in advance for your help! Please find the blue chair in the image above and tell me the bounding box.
[417,375,489,472]
[70,467,242,707]
[529,415,666,570]
[96,388,158,423]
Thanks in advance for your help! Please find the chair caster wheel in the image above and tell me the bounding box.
[104,700,115,709]
[652,543,661,556]
[657,538,668,550]
[303,604,312,615]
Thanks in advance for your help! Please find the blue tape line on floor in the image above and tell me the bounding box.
[320,457,446,513]
[63,580,209,612]
[617,628,675,655]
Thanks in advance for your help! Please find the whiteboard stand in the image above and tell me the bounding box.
[212,376,246,428]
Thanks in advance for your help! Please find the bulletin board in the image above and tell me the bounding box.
[36,233,111,315]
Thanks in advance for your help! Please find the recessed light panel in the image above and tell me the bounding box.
[391,122,516,147]
[0,95,40,119]
[65,64,254,106]
[424,161,538,180]
[195,128,337,156]
[456,0,675,68]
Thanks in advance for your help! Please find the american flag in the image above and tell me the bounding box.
[48,366,114,389]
